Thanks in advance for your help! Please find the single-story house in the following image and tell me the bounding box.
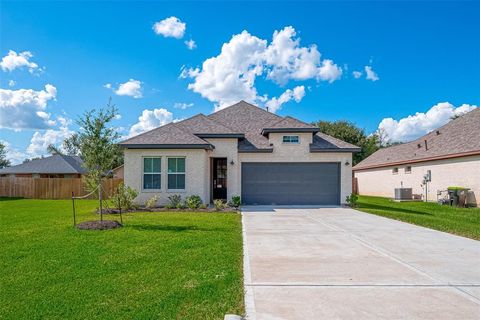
[120,101,360,206]
[353,108,480,206]
[0,154,87,178]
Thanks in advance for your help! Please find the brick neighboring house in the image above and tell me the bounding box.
[353,108,480,206]
[120,101,360,206]
[0,154,87,178]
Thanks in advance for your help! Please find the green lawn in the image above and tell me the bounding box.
[356,195,480,240]
[0,198,244,320]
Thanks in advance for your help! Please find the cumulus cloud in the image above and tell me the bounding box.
[153,16,186,39]
[128,108,173,137]
[185,39,196,50]
[181,26,341,111]
[264,86,306,113]
[0,50,40,73]
[107,79,142,98]
[26,116,74,157]
[174,102,194,109]
[378,102,477,142]
[0,140,26,165]
[0,84,57,130]
[365,65,379,81]
[8,80,16,87]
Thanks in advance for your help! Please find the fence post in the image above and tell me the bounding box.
[72,191,76,227]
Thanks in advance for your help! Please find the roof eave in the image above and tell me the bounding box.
[310,147,361,153]
[261,128,319,136]
[238,148,274,153]
[121,144,214,150]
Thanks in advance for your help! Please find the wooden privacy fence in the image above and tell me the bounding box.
[0,177,123,199]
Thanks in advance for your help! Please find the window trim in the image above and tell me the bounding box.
[392,167,399,175]
[167,157,186,191]
[405,166,412,174]
[282,135,300,144]
[142,156,162,191]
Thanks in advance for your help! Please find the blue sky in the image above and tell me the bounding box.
[1,1,479,163]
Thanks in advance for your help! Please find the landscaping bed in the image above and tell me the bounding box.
[356,195,480,240]
[0,198,244,319]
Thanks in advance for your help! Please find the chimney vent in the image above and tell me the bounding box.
[436,130,440,135]
[424,139,428,150]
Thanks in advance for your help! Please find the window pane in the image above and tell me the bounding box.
[144,158,152,173]
[152,174,161,189]
[152,158,161,172]
[168,158,177,173]
[143,174,152,189]
[176,174,185,189]
[168,174,177,189]
[177,158,185,173]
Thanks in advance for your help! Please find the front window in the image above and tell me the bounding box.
[392,167,398,175]
[405,166,412,174]
[143,157,161,189]
[282,135,299,144]
[168,157,186,190]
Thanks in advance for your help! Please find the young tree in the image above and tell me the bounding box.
[76,100,122,219]
[0,142,11,168]
[313,120,380,165]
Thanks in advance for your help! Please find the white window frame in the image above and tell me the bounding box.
[405,166,412,174]
[142,156,162,191]
[392,167,399,175]
[167,157,186,191]
[282,135,300,144]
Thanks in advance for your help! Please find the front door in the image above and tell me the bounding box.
[212,158,227,201]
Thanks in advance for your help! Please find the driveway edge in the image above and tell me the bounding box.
[242,212,256,320]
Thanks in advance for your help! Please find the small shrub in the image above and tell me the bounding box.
[167,195,182,207]
[229,195,241,209]
[213,199,226,211]
[199,203,208,210]
[185,195,202,210]
[110,182,138,211]
[165,203,175,209]
[176,202,186,210]
[346,193,358,207]
[145,195,159,209]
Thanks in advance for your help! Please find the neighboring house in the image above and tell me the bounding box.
[0,154,87,178]
[120,101,360,205]
[353,108,480,206]
[112,165,124,179]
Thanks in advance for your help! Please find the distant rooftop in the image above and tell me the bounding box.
[0,155,87,174]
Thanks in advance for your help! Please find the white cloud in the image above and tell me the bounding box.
[174,102,194,109]
[0,140,26,165]
[352,71,362,79]
[365,65,379,81]
[128,108,173,137]
[265,86,306,113]
[8,80,16,87]
[0,50,40,73]
[0,84,57,130]
[26,116,74,157]
[378,102,477,142]
[153,16,186,39]
[103,83,112,89]
[185,39,196,50]
[182,26,341,111]
[110,79,142,98]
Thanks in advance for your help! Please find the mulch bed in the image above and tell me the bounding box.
[76,220,123,230]
[98,207,239,214]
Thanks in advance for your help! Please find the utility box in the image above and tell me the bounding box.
[394,188,413,201]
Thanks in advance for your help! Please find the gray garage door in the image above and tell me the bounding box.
[241,162,340,205]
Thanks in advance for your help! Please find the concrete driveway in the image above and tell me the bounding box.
[242,207,480,320]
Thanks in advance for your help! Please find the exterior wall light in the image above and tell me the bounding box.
[230,160,235,165]
[345,161,350,166]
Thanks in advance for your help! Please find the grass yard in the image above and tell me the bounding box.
[356,195,480,240]
[0,198,244,320]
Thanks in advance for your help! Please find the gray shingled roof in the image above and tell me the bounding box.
[0,155,87,174]
[354,108,480,170]
[120,100,359,152]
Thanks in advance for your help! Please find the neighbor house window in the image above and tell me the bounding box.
[392,167,398,174]
[143,157,161,190]
[168,157,185,190]
[405,166,412,174]
[282,135,299,143]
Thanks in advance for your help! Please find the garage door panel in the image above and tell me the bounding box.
[241,162,340,205]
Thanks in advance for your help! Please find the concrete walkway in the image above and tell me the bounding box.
[242,207,480,319]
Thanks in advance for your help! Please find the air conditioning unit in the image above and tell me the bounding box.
[394,188,413,201]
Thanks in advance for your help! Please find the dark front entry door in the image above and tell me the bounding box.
[212,158,227,200]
